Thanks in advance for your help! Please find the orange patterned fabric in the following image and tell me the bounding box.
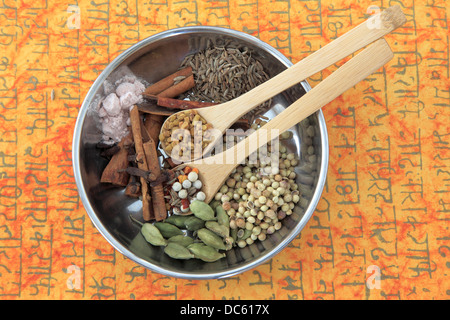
[0,0,448,300]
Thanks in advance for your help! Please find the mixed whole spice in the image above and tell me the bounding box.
[97,45,313,262]
[159,109,214,161]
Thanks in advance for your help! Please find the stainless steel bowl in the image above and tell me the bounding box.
[73,26,329,279]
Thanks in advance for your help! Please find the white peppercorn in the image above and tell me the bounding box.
[262,189,271,198]
[222,201,231,211]
[284,193,293,203]
[236,218,245,228]
[182,179,192,189]
[252,213,261,223]
[188,171,198,182]
[258,195,267,204]
[196,191,206,201]
[212,139,303,246]
[226,178,236,188]
[252,225,261,235]
[258,233,266,241]
[172,182,182,192]
[265,209,276,219]
[178,189,188,199]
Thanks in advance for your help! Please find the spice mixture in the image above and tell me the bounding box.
[164,166,205,215]
[179,45,272,122]
[159,109,214,161]
[213,138,300,248]
[97,44,314,262]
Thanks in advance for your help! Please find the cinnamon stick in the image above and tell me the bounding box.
[100,133,132,186]
[129,106,154,221]
[157,74,195,98]
[144,113,165,143]
[140,121,167,221]
[146,95,217,110]
[143,67,193,96]
[137,101,176,116]
[143,138,167,221]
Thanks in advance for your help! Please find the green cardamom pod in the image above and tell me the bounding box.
[154,222,184,238]
[197,228,227,250]
[129,232,153,255]
[164,215,191,229]
[215,206,230,228]
[237,228,252,241]
[205,221,229,238]
[209,200,221,210]
[189,200,216,221]
[184,216,205,231]
[231,228,237,244]
[141,223,167,247]
[164,242,194,260]
[187,243,226,262]
[167,235,194,247]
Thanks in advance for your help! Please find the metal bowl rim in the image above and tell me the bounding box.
[72,26,329,280]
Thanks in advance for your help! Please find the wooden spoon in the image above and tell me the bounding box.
[180,38,394,203]
[159,5,406,159]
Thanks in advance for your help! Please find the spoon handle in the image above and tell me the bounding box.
[206,5,405,132]
[196,38,393,202]
[229,38,393,166]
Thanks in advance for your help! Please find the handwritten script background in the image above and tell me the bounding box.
[0,0,449,300]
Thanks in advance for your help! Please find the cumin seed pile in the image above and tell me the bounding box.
[179,46,272,121]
